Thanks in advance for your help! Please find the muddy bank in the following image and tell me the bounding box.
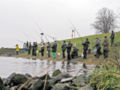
[0,48,88,63]
[0,48,100,65]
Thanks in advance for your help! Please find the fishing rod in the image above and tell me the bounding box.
[34,28,43,41]
[36,23,56,42]
[0,40,16,48]
[21,32,32,42]
[22,32,39,43]
[36,23,48,42]
[25,32,38,41]
[16,40,25,43]
[45,33,56,41]
[44,34,50,42]
[68,19,81,38]
[30,29,43,42]
[68,19,84,44]
[68,19,84,56]
[27,13,56,42]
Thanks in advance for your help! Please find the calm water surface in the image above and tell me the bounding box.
[0,56,95,78]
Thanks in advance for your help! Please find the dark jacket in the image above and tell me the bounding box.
[52,43,57,52]
[102,39,109,50]
[61,43,66,51]
[67,43,72,53]
[82,41,90,50]
[95,40,101,49]
[110,32,115,39]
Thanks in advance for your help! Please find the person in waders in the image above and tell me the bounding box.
[52,41,57,59]
[67,41,72,60]
[16,44,20,55]
[32,42,37,56]
[61,41,67,59]
[102,36,109,58]
[23,43,26,53]
[94,38,102,58]
[110,31,115,46]
[26,41,29,51]
[47,42,51,58]
[28,42,31,55]
[82,38,90,59]
[40,43,45,57]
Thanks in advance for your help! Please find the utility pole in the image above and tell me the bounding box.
[68,20,80,38]
[72,30,75,38]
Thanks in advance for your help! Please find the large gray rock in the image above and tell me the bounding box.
[25,74,32,79]
[4,73,16,86]
[52,84,78,90]
[73,74,88,87]
[39,74,51,80]
[50,72,71,85]
[0,78,10,90]
[29,78,44,90]
[44,72,71,90]
[0,78,5,90]
[21,74,51,90]
[5,73,30,87]
[52,69,62,77]
[21,78,39,90]
[9,74,28,86]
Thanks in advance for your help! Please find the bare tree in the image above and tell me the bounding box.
[92,8,116,33]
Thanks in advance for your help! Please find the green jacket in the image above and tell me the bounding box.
[102,39,109,50]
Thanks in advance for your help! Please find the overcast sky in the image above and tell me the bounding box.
[0,0,120,48]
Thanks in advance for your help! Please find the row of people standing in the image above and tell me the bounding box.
[94,31,115,59]
[40,41,74,60]
[82,37,110,59]
[40,41,57,58]
[16,31,115,60]
[62,31,115,60]
[82,31,115,59]
[21,41,37,56]
[61,41,73,60]
[93,36,109,59]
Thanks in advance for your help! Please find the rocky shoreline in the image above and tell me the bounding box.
[0,67,94,90]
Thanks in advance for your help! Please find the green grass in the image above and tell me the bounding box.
[90,64,120,90]
[88,44,120,90]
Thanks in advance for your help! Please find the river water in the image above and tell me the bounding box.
[0,56,95,78]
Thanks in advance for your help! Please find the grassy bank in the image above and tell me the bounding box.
[89,47,120,90]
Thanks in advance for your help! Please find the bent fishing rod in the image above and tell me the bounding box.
[36,23,56,42]
[68,19,81,38]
